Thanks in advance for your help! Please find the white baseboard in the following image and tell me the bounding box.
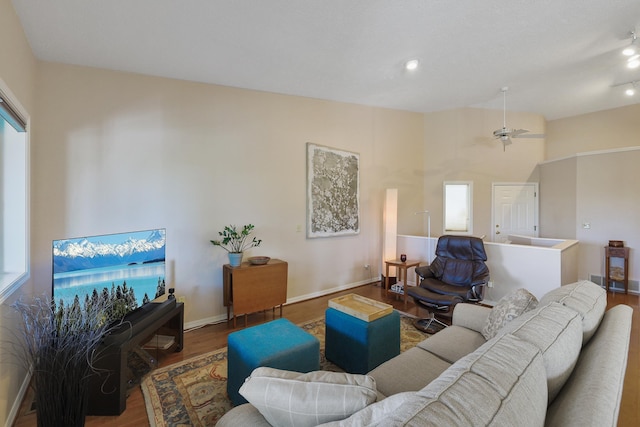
[6,367,32,427]
[284,278,372,305]
[185,279,374,331]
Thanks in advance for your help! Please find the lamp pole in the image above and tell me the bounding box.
[415,211,431,262]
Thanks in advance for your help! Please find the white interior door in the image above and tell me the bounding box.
[492,183,538,242]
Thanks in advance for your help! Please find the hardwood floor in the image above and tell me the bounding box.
[13,283,640,426]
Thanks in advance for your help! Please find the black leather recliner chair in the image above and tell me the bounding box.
[406,235,489,332]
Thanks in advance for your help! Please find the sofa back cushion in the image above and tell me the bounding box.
[414,334,548,426]
[321,334,548,427]
[496,302,583,403]
[539,280,606,345]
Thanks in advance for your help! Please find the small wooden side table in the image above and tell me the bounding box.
[384,259,421,305]
[604,246,630,294]
[223,259,288,327]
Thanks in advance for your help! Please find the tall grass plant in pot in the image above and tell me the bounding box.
[10,296,118,427]
[210,224,262,267]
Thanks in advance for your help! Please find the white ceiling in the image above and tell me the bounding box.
[10,0,640,120]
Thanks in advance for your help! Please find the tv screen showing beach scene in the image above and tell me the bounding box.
[52,229,166,318]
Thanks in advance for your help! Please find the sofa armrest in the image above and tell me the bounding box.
[451,303,491,333]
[545,304,633,427]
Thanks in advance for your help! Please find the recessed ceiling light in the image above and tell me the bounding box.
[623,32,638,56]
[625,87,636,96]
[627,55,640,69]
[405,59,419,71]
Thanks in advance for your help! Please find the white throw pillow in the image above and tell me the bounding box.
[239,367,378,427]
[481,288,538,340]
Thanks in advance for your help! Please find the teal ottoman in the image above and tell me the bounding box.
[227,318,320,406]
[325,307,400,374]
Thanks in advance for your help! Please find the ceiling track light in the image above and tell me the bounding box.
[612,80,638,96]
[622,31,638,57]
[625,81,637,96]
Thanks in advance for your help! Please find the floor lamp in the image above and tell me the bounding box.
[383,189,398,281]
[415,211,431,263]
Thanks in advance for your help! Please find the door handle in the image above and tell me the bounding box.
[496,231,501,234]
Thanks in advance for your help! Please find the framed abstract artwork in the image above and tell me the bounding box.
[306,143,360,238]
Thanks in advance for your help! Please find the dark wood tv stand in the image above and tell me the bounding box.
[88,299,184,416]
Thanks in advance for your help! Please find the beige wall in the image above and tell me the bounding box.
[541,105,640,288]
[31,62,425,329]
[419,107,545,240]
[539,156,577,239]
[546,104,640,160]
[0,0,36,111]
[0,0,37,425]
[575,149,640,285]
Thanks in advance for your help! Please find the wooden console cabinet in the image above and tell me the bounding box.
[223,259,288,327]
[88,300,184,415]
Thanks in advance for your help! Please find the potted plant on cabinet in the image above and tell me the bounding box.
[211,224,262,267]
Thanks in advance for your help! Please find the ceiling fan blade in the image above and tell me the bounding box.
[513,133,545,139]
[510,129,530,137]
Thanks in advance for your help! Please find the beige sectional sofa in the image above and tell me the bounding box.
[217,280,632,426]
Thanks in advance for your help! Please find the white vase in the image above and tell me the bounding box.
[228,252,243,267]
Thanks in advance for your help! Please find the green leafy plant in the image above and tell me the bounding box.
[210,224,262,253]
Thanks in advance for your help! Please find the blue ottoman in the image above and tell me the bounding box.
[325,308,400,374]
[227,318,320,406]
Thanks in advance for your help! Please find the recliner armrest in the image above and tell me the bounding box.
[415,265,433,279]
[471,271,490,287]
[451,303,491,333]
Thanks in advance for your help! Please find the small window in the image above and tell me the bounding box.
[0,90,29,302]
[444,182,472,234]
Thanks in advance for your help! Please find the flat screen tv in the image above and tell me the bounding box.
[52,228,166,321]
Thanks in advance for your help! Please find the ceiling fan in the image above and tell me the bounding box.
[493,87,544,150]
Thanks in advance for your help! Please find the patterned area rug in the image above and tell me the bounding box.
[141,314,428,426]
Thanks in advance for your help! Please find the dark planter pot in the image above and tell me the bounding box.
[33,345,93,427]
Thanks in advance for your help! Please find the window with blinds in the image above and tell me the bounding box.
[444,181,473,235]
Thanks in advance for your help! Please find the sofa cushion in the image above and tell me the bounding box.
[481,288,538,340]
[417,325,486,364]
[318,392,422,426]
[324,334,547,426]
[368,346,452,397]
[497,302,583,403]
[239,367,378,427]
[539,280,606,345]
[451,303,491,333]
